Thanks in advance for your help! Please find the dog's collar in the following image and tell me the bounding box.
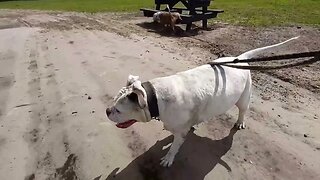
[141,81,159,120]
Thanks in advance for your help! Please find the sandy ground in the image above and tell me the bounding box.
[0,10,319,180]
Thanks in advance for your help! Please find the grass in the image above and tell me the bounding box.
[0,0,153,12]
[211,0,320,26]
[0,0,319,26]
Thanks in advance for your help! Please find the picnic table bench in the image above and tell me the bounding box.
[140,0,224,31]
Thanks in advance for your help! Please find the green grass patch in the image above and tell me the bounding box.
[0,0,155,12]
[0,0,319,26]
[212,0,320,26]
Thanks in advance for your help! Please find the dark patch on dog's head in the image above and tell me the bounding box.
[175,17,182,24]
[127,92,138,104]
[172,13,182,24]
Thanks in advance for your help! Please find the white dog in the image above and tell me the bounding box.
[106,37,298,167]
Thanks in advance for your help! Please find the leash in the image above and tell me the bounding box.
[209,50,320,70]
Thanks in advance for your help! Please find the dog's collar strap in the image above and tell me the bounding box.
[141,81,159,120]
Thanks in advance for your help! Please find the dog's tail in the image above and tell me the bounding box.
[237,36,300,60]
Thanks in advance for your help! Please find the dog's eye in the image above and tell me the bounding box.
[115,108,120,113]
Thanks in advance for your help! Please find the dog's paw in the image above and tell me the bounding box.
[235,122,246,130]
[160,154,174,167]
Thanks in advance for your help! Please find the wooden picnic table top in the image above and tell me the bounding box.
[155,0,211,10]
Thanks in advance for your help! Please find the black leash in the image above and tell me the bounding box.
[209,50,320,70]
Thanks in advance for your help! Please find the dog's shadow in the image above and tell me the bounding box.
[100,127,238,180]
[136,22,203,37]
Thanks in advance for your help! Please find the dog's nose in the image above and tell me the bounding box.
[106,108,111,116]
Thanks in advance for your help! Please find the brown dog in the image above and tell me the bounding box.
[153,5,182,32]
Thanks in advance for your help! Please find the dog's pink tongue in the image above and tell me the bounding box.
[116,120,137,128]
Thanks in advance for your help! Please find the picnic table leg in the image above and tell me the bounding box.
[156,4,160,10]
[186,23,192,31]
[186,7,196,31]
[202,6,208,29]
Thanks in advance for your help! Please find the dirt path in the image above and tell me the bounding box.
[0,10,319,180]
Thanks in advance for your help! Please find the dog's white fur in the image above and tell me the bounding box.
[153,12,162,23]
[107,36,299,167]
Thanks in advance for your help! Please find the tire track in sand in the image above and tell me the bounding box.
[24,33,78,180]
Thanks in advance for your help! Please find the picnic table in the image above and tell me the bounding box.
[140,0,224,31]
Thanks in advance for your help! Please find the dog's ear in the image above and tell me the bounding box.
[132,81,147,109]
[127,75,139,86]
[177,14,182,20]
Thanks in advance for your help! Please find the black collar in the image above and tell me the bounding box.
[141,81,159,119]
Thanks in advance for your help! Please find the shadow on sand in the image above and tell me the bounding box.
[97,127,238,180]
[135,21,216,37]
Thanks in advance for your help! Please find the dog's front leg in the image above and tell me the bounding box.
[160,133,185,167]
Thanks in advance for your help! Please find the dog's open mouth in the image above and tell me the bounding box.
[116,120,137,128]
